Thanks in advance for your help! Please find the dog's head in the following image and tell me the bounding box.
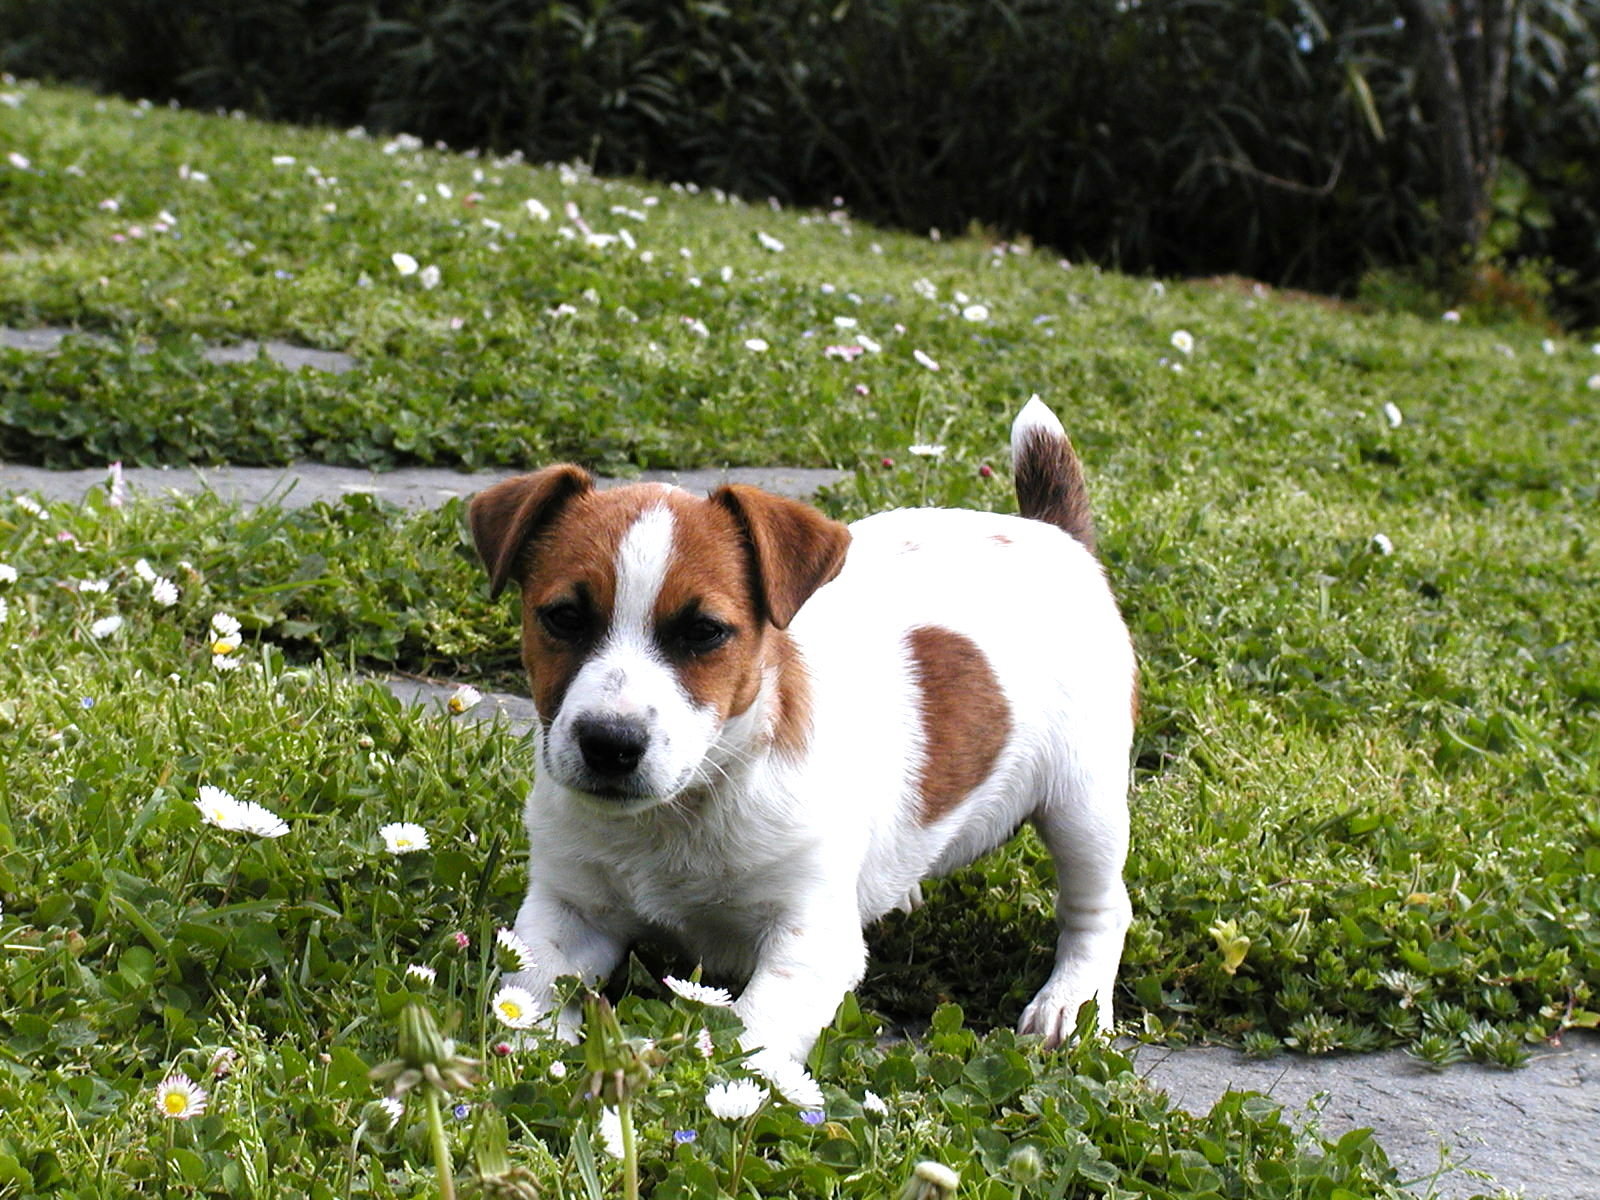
[469,468,850,812]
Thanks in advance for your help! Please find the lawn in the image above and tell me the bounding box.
[2,78,1598,1197]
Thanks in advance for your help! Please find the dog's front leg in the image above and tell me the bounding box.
[733,905,866,1064]
[506,882,629,1041]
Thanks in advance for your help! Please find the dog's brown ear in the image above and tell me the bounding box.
[710,485,851,629]
[469,466,594,598]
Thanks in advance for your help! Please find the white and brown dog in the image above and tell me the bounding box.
[469,396,1134,1062]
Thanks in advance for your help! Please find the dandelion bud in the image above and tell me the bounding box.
[1006,1145,1044,1184]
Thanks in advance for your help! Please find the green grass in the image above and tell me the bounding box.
[4,78,1599,1197]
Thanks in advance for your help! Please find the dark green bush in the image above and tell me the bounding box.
[3,0,1596,323]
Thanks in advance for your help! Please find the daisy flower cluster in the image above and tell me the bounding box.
[194,785,289,839]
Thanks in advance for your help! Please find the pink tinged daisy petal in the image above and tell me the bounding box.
[696,1027,714,1057]
[492,984,539,1029]
[662,975,734,1007]
[912,349,940,371]
[154,1072,208,1120]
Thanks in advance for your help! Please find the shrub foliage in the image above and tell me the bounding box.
[3,0,1598,324]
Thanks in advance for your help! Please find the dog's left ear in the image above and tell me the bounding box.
[469,465,595,599]
[711,485,851,629]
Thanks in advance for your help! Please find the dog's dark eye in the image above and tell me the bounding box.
[672,616,732,655]
[538,602,589,642]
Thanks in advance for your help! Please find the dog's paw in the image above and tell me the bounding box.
[894,882,925,914]
[1017,985,1113,1049]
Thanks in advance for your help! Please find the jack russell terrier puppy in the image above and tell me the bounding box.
[468,396,1134,1062]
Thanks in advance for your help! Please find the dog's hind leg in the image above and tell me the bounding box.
[1016,753,1132,1047]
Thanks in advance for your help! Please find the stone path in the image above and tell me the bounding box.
[4,324,1596,1197]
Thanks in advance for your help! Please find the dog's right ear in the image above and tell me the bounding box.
[468,465,594,598]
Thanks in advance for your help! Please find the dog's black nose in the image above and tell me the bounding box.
[574,716,649,778]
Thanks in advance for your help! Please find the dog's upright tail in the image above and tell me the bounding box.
[1010,394,1097,555]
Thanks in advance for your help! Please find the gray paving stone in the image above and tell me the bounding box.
[1131,1034,1600,1199]
[0,460,850,510]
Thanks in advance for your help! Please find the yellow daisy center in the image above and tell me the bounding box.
[499,1000,523,1021]
[162,1092,190,1116]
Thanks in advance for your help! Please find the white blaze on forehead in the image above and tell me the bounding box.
[611,504,676,646]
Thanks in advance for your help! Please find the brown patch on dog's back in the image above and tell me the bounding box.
[906,626,1012,823]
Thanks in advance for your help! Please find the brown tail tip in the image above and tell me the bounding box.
[1010,396,1097,553]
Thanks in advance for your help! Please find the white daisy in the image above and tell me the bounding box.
[743,337,769,353]
[597,1107,624,1157]
[151,577,179,607]
[1371,533,1395,555]
[491,984,539,1030]
[405,963,437,986]
[447,685,482,714]
[1442,310,1461,323]
[908,443,946,458]
[662,975,734,1008]
[495,927,537,973]
[705,1079,767,1121]
[133,559,157,583]
[212,653,241,672]
[419,264,441,290]
[856,333,881,354]
[961,303,990,321]
[748,1050,824,1109]
[13,496,44,517]
[90,614,123,639]
[1382,402,1404,429]
[1170,329,1194,355]
[0,597,8,624]
[196,785,243,828]
[78,578,110,593]
[379,822,430,854]
[524,198,551,221]
[912,349,940,371]
[862,1090,888,1116]
[153,1072,208,1120]
[231,799,289,838]
[755,231,785,253]
[0,564,16,584]
[391,251,419,276]
[914,1161,960,1190]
